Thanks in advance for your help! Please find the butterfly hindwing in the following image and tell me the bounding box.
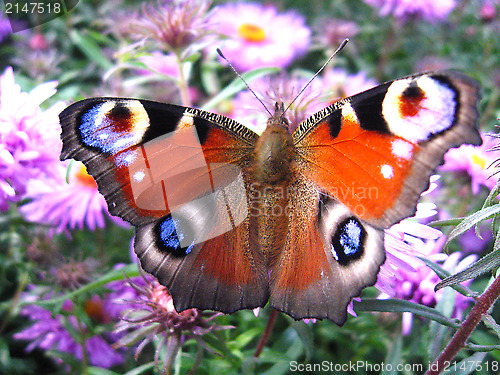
[268,176,384,324]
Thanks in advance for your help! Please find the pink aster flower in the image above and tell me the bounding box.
[363,0,456,22]
[440,134,498,194]
[139,51,181,79]
[14,297,124,369]
[212,3,310,72]
[228,68,376,134]
[0,67,64,210]
[321,67,378,103]
[113,275,233,374]
[229,73,324,134]
[20,161,127,234]
[135,0,217,57]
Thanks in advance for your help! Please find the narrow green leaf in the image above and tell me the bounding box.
[467,343,500,351]
[123,361,156,375]
[446,205,500,245]
[231,327,262,350]
[430,218,466,228]
[21,264,139,308]
[289,320,314,361]
[485,179,500,206]
[353,299,460,328]
[481,314,500,339]
[428,286,455,361]
[382,334,402,375]
[435,248,500,291]
[70,30,113,70]
[87,367,121,375]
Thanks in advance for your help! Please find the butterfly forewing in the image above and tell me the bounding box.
[293,71,481,228]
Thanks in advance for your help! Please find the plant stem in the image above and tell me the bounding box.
[426,274,500,375]
[254,309,278,357]
[175,52,191,107]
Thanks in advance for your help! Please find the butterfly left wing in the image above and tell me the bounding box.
[60,98,270,313]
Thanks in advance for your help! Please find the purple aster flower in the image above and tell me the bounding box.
[0,14,12,43]
[113,275,233,374]
[228,68,376,134]
[14,296,124,369]
[0,67,64,210]
[363,0,456,22]
[315,19,360,49]
[378,220,477,334]
[440,133,499,194]
[20,161,128,234]
[212,3,311,72]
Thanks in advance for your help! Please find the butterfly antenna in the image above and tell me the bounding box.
[284,38,349,114]
[216,48,273,117]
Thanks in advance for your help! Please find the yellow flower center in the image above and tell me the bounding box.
[237,23,266,43]
[472,154,486,170]
[74,163,97,189]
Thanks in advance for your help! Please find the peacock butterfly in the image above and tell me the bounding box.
[59,71,481,325]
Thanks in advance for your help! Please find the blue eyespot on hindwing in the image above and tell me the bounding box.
[154,214,195,257]
[330,217,366,266]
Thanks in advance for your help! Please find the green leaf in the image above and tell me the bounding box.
[435,248,500,291]
[353,298,460,328]
[446,205,500,246]
[202,67,280,110]
[123,361,156,375]
[70,30,113,70]
[428,286,455,361]
[382,334,402,375]
[19,263,140,308]
[485,178,500,206]
[87,367,121,375]
[289,320,314,361]
[467,343,500,351]
[481,314,500,339]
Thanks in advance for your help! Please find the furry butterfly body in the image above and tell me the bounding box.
[60,71,480,325]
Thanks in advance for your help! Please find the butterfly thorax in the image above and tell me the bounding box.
[252,103,295,185]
